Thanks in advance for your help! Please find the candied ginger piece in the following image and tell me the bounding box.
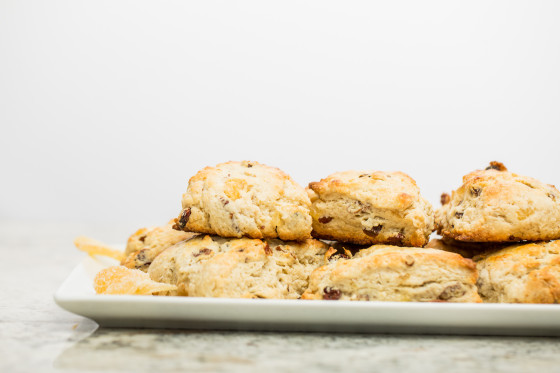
[74,236,125,262]
[94,266,177,295]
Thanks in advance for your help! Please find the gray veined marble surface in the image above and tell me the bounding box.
[2,221,560,373]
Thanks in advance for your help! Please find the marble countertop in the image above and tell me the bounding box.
[2,221,560,373]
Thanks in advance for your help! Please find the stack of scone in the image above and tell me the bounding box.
[301,169,480,302]
[138,161,333,299]
[85,160,560,304]
[429,161,560,303]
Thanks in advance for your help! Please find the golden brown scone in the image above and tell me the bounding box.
[436,161,560,242]
[122,222,197,271]
[148,235,330,299]
[308,170,434,247]
[475,240,560,303]
[174,161,312,241]
[301,245,481,302]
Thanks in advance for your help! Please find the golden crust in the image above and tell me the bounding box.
[301,245,481,302]
[308,170,434,247]
[175,161,312,241]
[476,240,560,303]
[308,171,418,208]
[436,162,560,242]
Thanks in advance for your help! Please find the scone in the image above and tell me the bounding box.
[476,240,560,303]
[307,170,434,247]
[436,161,560,242]
[174,161,312,241]
[148,235,331,299]
[122,221,197,271]
[301,245,481,302]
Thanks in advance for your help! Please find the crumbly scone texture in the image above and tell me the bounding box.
[174,161,312,241]
[308,170,434,247]
[475,240,560,303]
[301,245,481,302]
[148,235,330,299]
[122,222,197,271]
[436,161,560,242]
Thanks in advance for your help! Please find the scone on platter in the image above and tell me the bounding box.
[174,161,312,241]
[436,162,560,243]
[307,170,434,247]
[148,235,331,299]
[475,240,560,303]
[122,221,197,271]
[75,159,560,305]
[301,245,481,302]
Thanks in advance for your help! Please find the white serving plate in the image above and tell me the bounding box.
[54,255,560,336]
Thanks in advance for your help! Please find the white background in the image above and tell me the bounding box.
[2,1,560,234]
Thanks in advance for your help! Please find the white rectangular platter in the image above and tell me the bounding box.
[54,256,560,336]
